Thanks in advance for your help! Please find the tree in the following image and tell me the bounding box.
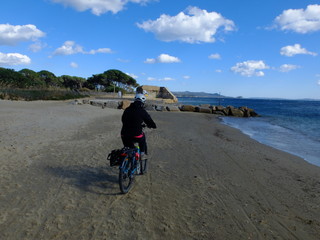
[61,75,86,90]
[101,69,138,92]
[19,68,45,88]
[0,67,139,92]
[84,69,137,92]
[19,68,37,79]
[85,74,107,90]
[103,69,137,86]
[37,70,62,88]
[0,67,27,88]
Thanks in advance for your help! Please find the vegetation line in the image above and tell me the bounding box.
[0,67,138,101]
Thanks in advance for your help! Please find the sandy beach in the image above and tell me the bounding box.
[1,100,320,240]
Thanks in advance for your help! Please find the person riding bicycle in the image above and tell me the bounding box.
[121,93,156,160]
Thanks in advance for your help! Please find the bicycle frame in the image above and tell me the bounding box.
[119,146,140,176]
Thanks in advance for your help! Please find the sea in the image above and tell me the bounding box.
[177,97,320,167]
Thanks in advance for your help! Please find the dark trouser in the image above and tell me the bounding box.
[121,134,147,154]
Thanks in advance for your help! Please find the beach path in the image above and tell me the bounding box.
[1,101,320,240]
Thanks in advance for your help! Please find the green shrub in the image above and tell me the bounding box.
[0,88,89,101]
[79,87,91,92]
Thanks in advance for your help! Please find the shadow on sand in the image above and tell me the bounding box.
[45,164,120,195]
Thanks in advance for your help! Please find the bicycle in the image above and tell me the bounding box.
[108,125,150,194]
[118,143,148,194]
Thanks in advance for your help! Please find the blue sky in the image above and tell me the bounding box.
[1,0,320,99]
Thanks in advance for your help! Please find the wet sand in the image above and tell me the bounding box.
[1,100,320,239]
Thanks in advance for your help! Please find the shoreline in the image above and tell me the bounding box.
[219,117,320,168]
[1,100,320,239]
[177,96,320,168]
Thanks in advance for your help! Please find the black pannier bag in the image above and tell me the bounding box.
[107,149,124,166]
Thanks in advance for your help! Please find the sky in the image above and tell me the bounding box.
[1,0,320,99]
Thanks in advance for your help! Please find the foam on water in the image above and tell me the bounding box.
[221,117,320,167]
[178,97,320,167]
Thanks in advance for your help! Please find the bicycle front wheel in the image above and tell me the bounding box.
[119,157,134,194]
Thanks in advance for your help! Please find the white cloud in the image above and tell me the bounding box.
[280,44,317,57]
[183,75,190,79]
[29,41,47,52]
[53,41,113,56]
[51,0,152,15]
[117,58,130,63]
[147,76,175,81]
[231,60,269,77]
[0,52,31,66]
[215,69,222,73]
[126,73,138,79]
[274,4,320,33]
[53,41,84,55]
[279,64,300,72]
[209,53,221,59]
[137,6,235,43]
[317,80,320,86]
[70,62,78,68]
[88,48,113,54]
[0,24,45,46]
[144,58,156,64]
[144,54,181,64]
[162,77,174,81]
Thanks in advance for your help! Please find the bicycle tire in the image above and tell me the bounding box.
[119,157,134,194]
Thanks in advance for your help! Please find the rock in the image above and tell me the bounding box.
[228,108,244,117]
[82,99,90,104]
[213,110,226,116]
[72,100,82,105]
[239,106,250,117]
[216,105,225,111]
[180,105,196,112]
[199,104,211,108]
[155,105,166,111]
[120,100,131,110]
[90,100,103,107]
[90,100,120,109]
[166,105,180,112]
[103,100,120,109]
[239,106,259,117]
[195,106,212,114]
[144,104,156,111]
[198,107,212,114]
[222,108,229,116]
[248,109,259,117]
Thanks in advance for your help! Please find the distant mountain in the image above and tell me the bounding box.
[172,91,229,98]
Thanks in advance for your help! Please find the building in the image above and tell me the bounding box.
[141,85,178,103]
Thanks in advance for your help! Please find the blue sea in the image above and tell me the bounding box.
[178,97,320,167]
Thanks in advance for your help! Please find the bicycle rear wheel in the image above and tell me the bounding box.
[119,157,134,194]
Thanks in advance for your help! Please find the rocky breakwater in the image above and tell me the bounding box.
[179,104,259,117]
[78,99,259,117]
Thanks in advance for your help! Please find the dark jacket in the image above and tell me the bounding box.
[121,101,156,137]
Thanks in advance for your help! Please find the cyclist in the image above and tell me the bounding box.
[120,93,157,160]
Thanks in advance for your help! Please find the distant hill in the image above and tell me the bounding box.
[172,91,228,98]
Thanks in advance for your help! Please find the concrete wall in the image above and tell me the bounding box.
[141,85,178,102]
